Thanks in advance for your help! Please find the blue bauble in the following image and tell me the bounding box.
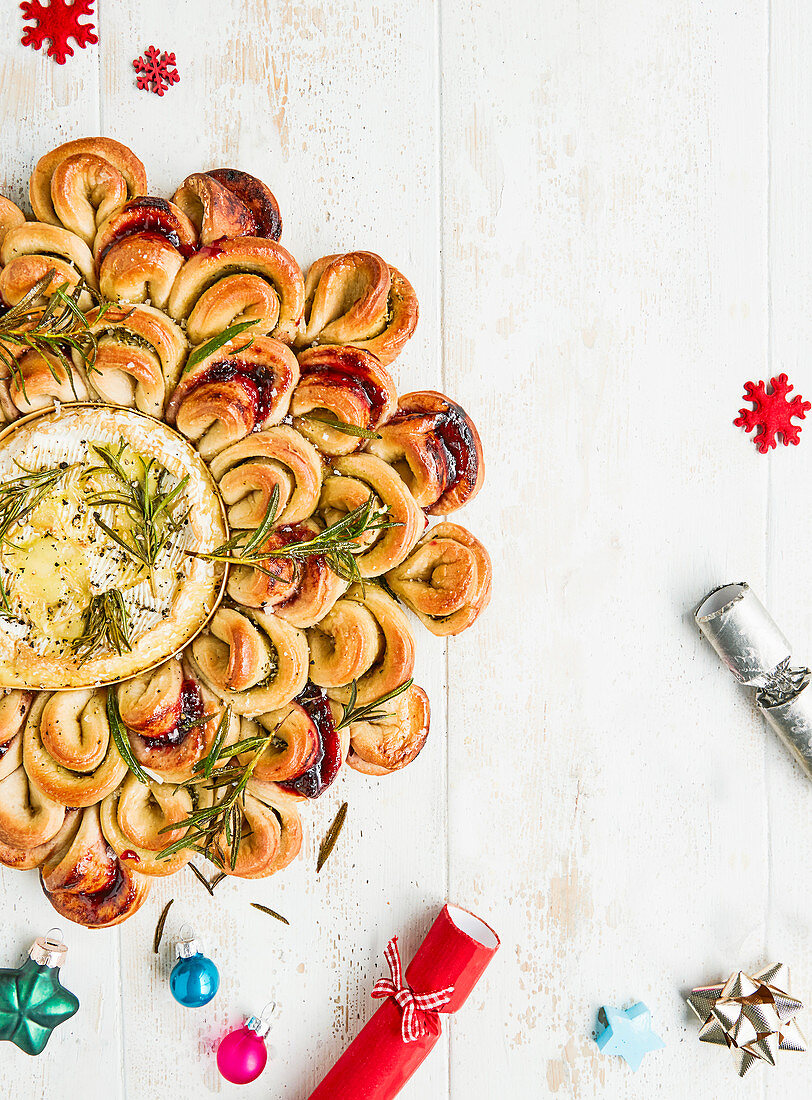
[170,950,220,1008]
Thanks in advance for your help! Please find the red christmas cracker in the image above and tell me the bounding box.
[309,904,499,1100]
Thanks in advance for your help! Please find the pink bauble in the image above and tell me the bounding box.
[216,1025,268,1085]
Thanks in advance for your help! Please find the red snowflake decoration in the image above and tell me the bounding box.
[734,373,811,453]
[20,0,97,65]
[133,46,180,96]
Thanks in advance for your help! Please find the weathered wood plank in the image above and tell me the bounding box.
[440,1,771,1095]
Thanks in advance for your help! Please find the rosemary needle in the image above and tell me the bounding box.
[183,319,257,374]
[107,690,151,785]
[250,902,289,925]
[152,899,174,953]
[316,802,348,873]
[299,413,382,440]
[333,679,413,731]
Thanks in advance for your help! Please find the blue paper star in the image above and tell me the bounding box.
[595,1002,665,1072]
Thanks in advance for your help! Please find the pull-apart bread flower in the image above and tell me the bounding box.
[172,168,282,245]
[366,390,484,514]
[213,780,302,879]
[0,196,25,248]
[291,345,397,456]
[117,659,239,780]
[241,685,345,801]
[166,334,299,459]
[100,773,196,876]
[0,690,33,782]
[23,690,129,807]
[0,808,79,871]
[334,683,430,776]
[0,755,64,852]
[386,522,492,636]
[227,519,348,627]
[168,237,305,345]
[4,347,90,415]
[323,584,416,706]
[295,251,418,366]
[0,136,491,927]
[189,605,309,717]
[318,454,426,575]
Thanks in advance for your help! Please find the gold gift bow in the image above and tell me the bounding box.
[687,963,806,1077]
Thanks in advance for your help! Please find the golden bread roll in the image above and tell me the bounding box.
[30,136,147,226]
[386,522,492,635]
[295,251,418,365]
[291,345,397,456]
[365,390,484,514]
[40,804,151,927]
[172,168,282,244]
[168,237,304,345]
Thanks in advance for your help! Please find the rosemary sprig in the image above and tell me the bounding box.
[333,678,413,731]
[72,589,132,657]
[0,269,112,399]
[250,902,289,924]
[194,705,233,779]
[0,460,77,540]
[152,899,174,953]
[85,439,189,597]
[107,689,151,785]
[157,710,292,869]
[0,570,14,619]
[299,413,381,440]
[317,802,348,872]
[184,319,257,374]
[194,489,397,587]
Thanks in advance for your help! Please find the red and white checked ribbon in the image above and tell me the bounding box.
[371,936,455,1044]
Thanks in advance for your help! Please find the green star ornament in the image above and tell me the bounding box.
[0,930,79,1055]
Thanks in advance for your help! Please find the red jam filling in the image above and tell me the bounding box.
[301,363,389,425]
[144,679,204,748]
[188,358,279,430]
[99,198,196,261]
[279,684,342,799]
[392,399,478,500]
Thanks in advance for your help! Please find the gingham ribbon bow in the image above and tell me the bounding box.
[371,936,455,1043]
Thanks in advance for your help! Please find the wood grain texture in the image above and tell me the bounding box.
[0,1,810,1097]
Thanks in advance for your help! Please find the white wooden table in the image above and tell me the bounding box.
[1,1,811,1097]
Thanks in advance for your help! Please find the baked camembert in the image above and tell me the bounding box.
[0,404,226,688]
